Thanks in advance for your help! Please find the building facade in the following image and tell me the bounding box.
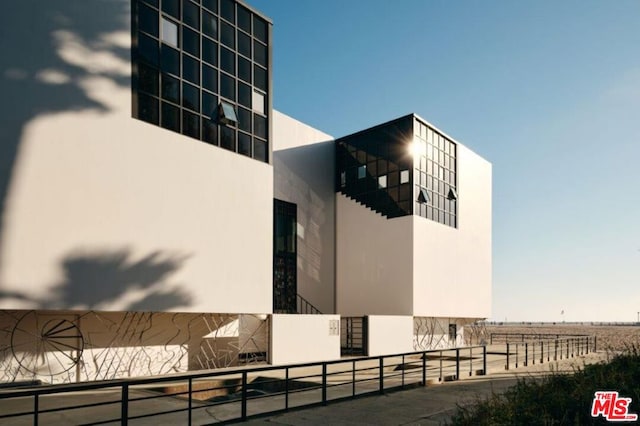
[0,0,491,384]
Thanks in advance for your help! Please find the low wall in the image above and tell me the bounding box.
[270,314,340,365]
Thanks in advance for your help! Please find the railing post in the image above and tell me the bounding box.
[285,367,289,410]
[532,341,535,365]
[506,343,510,370]
[241,371,247,420]
[322,364,327,405]
[352,360,356,396]
[515,343,519,368]
[525,343,528,366]
[469,347,473,376]
[483,345,487,375]
[455,348,460,380]
[567,339,570,358]
[422,352,427,386]
[554,340,558,361]
[379,357,384,394]
[594,336,597,352]
[34,393,39,426]
[188,377,192,426]
[439,350,443,381]
[121,384,129,426]
[402,355,405,388]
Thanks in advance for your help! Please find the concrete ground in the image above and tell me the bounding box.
[0,349,609,425]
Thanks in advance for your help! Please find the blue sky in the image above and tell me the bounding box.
[250,0,640,322]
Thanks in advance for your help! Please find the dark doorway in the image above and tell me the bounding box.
[273,199,297,313]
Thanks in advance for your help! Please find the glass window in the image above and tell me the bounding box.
[182,81,199,112]
[161,17,179,47]
[254,40,267,66]
[400,169,410,184]
[237,106,251,132]
[238,132,251,157]
[220,0,235,23]
[254,65,266,91]
[202,91,216,117]
[221,47,235,74]
[138,3,159,37]
[357,165,366,179]
[218,100,238,125]
[253,138,267,162]
[202,64,217,93]
[221,21,235,48]
[220,125,235,151]
[161,101,180,131]
[237,6,251,33]
[238,81,251,107]
[138,62,159,95]
[202,0,217,14]
[202,11,217,39]
[160,44,180,75]
[202,38,217,66]
[183,54,199,84]
[202,117,217,144]
[161,73,180,103]
[162,0,179,19]
[137,93,159,124]
[254,113,266,139]
[238,31,251,58]
[238,56,251,83]
[253,16,267,43]
[252,90,264,114]
[182,26,199,56]
[183,1,200,30]
[138,33,159,66]
[340,171,346,187]
[378,175,387,188]
[220,73,235,100]
[183,110,199,138]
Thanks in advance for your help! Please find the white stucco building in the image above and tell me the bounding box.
[0,0,491,384]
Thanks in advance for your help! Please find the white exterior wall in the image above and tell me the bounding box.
[336,195,414,316]
[0,2,272,314]
[367,315,414,356]
[270,314,340,365]
[413,145,492,318]
[273,111,335,313]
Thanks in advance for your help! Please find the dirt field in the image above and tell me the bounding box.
[471,324,640,352]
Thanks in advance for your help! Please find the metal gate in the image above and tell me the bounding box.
[341,316,367,356]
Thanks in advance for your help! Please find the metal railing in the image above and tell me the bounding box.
[296,294,322,315]
[490,333,592,344]
[497,336,595,370]
[0,346,488,425]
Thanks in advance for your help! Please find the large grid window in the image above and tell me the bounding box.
[413,118,457,228]
[133,0,270,163]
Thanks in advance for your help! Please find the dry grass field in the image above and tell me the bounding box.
[482,324,640,351]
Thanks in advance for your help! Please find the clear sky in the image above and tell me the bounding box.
[250,0,640,322]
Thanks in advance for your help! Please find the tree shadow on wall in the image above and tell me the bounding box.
[1,249,193,312]
[0,1,130,271]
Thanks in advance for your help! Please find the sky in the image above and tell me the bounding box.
[249,0,640,322]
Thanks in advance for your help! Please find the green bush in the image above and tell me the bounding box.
[448,348,640,425]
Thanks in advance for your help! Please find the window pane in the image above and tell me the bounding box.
[357,165,366,179]
[238,56,251,83]
[221,47,235,74]
[238,132,251,156]
[253,16,267,43]
[221,21,235,48]
[182,82,199,112]
[252,90,264,114]
[161,73,180,103]
[183,1,200,30]
[253,138,267,162]
[183,110,199,139]
[198,66,214,95]
[253,40,267,66]
[161,17,179,47]
[202,91,216,117]
[254,65,266,91]
[400,169,409,184]
[221,73,235,100]
[160,44,179,75]
[137,93,159,124]
[220,126,235,151]
[202,0,217,14]
[220,0,235,24]
[138,32,159,67]
[202,38,217,66]
[183,54,199,84]
[254,113,266,139]
[202,11,217,39]
[202,117,217,144]
[237,107,251,132]
[378,175,387,188]
[161,101,180,131]
[237,6,251,33]
[162,0,179,19]
[182,26,199,56]
[138,62,159,95]
[138,3,159,37]
[238,82,251,107]
[238,31,251,58]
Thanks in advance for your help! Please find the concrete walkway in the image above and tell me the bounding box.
[241,351,610,426]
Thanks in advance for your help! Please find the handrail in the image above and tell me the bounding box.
[297,294,322,314]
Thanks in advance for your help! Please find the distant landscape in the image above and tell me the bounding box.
[477,323,640,351]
